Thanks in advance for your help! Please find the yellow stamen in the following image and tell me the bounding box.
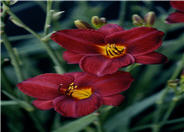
[62,82,92,100]
[98,43,126,58]
[71,88,92,100]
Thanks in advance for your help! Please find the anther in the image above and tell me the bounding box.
[105,44,126,57]
[65,82,78,96]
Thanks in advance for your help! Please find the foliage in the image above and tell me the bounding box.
[1,1,184,132]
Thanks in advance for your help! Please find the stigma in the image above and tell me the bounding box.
[99,44,126,58]
[59,82,92,100]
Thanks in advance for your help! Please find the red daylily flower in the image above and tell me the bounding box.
[166,1,184,23]
[51,24,167,76]
[17,71,133,118]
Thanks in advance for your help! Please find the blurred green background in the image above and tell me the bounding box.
[1,1,184,132]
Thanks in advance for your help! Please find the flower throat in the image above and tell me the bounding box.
[59,82,92,100]
[98,43,126,58]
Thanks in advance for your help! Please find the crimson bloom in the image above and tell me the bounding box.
[51,24,167,76]
[166,1,184,23]
[17,71,133,118]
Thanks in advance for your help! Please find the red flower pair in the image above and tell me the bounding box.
[166,1,184,23]
[18,22,167,118]
[18,71,133,117]
[51,24,167,76]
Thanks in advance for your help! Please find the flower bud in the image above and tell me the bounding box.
[52,11,64,20]
[91,16,107,29]
[132,14,144,26]
[4,58,10,62]
[180,70,184,91]
[168,79,179,88]
[0,22,5,34]
[144,11,155,27]
[9,16,24,28]
[74,20,93,29]
[100,17,107,24]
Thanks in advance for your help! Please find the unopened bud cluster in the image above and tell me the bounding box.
[132,11,155,27]
[168,79,179,89]
[168,70,184,95]
[74,16,107,29]
[91,16,107,29]
[180,70,184,92]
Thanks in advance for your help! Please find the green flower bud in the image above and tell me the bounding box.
[91,16,107,29]
[100,17,107,24]
[180,70,184,91]
[52,11,64,20]
[168,79,179,89]
[74,20,93,29]
[9,16,24,28]
[132,14,144,26]
[144,11,155,27]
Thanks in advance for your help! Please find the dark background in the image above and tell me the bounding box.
[1,1,184,132]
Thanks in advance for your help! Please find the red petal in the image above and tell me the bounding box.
[171,1,184,12]
[33,99,53,110]
[105,27,164,56]
[17,73,74,99]
[68,72,98,87]
[63,51,84,64]
[135,52,168,64]
[166,11,184,23]
[62,72,95,87]
[93,71,134,96]
[80,54,135,76]
[54,94,102,118]
[53,96,77,117]
[75,93,102,117]
[51,29,105,54]
[98,24,124,35]
[103,94,124,106]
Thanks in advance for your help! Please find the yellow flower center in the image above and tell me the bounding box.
[59,82,92,100]
[98,44,126,58]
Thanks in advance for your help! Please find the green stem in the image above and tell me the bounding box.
[2,90,44,131]
[1,3,29,102]
[29,112,45,132]
[8,34,34,41]
[152,55,184,132]
[170,55,184,80]
[52,1,62,30]
[2,90,34,111]
[119,1,126,26]
[164,117,184,125]
[1,23,24,82]
[131,124,153,132]
[125,63,141,72]
[1,100,18,106]
[44,0,53,36]
[95,118,103,132]
[3,4,41,40]
[131,117,184,132]
[1,68,14,94]
[162,99,176,122]
[3,2,64,73]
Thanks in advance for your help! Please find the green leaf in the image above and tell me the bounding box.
[104,91,163,132]
[1,100,18,105]
[52,113,98,132]
[2,90,34,111]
